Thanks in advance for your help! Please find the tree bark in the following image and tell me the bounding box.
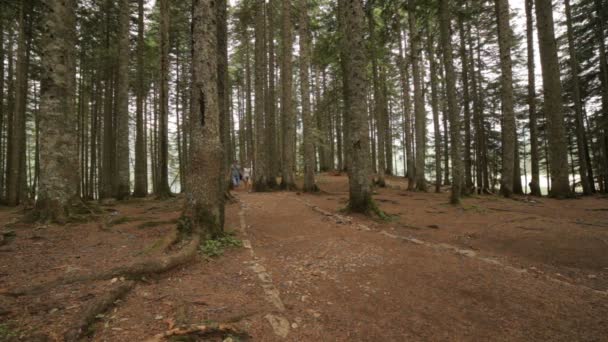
[299,0,317,192]
[265,0,279,188]
[564,0,592,195]
[534,0,571,197]
[188,0,224,238]
[427,27,442,193]
[339,0,373,213]
[525,0,541,196]
[253,0,268,191]
[134,0,148,197]
[410,2,427,191]
[280,0,296,190]
[458,9,473,193]
[439,0,463,204]
[496,0,517,197]
[115,0,130,199]
[157,0,172,197]
[35,0,79,222]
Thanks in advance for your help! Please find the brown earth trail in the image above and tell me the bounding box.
[0,174,607,341]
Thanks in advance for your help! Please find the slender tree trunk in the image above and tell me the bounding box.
[35,0,79,222]
[525,0,541,196]
[427,28,442,193]
[339,0,373,213]
[217,0,231,197]
[6,1,29,206]
[410,2,427,191]
[134,0,148,197]
[299,0,317,192]
[399,29,415,186]
[157,0,171,196]
[115,0,130,199]
[496,0,517,197]
[458,8,473,193]
[244,34,254,167]
[439,0,463,204]
[100,0,115,199]
[280,0,296,189]
[0,22,5,201]
[253,0,268,191]
[265,0,279,188]
[369,9,386,187]
[593,0,608,192]
[187,0,224,238]
[535,0,571,197]
[564,0,592,194]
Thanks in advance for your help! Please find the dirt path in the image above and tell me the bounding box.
[235,189,608,341]
[1,174,607,341]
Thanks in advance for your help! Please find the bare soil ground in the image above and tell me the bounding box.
[1,173,607,341]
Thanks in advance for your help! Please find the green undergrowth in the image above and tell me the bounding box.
[0,323,18,341]
[200,232,242,258]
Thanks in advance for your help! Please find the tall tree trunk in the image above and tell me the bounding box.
[115,0,130,199]
[439,0,463,204]
[6,1,29,206]
[244,34,254,167]
[458,9,473,193]
[0,21,5,201]
[534,0,571,197]
[265,0,279,188]
[253,0,268,191]
[280,0,296,190]
[134,0,148,197]
[217,0,231,196]
[369,9,386,187]
[525,0,541,196]
[100,0,115,199]
[187,0,224,238]
[427,28,442,193]
[410,2,427,191]
[593,0,608,192]
[35,0,79,222]
[157,0,171,196]
[339,0,373,213]
[564,0,592,194]
[496,0,516,197]
[299,0,317,192]
[399,29,415,186]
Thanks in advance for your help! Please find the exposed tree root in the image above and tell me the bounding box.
[64,281,135,342]
[145,322,246,342]
[7,234,200,297]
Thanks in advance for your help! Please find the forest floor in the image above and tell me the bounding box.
[1,173,608,341]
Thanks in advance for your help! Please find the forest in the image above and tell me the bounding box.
[0,0,607,340]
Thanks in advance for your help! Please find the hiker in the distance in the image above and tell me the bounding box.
[242,164,252,191]
[231,161,241,187]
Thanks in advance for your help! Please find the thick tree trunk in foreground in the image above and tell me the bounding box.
[280,0,296,190]
[35,0,79,222]
[187,0,224,238]
[439,0,463,204]
[157,0,172,197]
[134,0,148,197]
[534,0,571,197]
[115,0,130,199]
[496,0,516,197]
[300,0,317,192]
[339,0,373,213]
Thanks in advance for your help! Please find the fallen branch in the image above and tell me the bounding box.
[7,234,200,297]
[64,280,135,342]
[145,323,245,342]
